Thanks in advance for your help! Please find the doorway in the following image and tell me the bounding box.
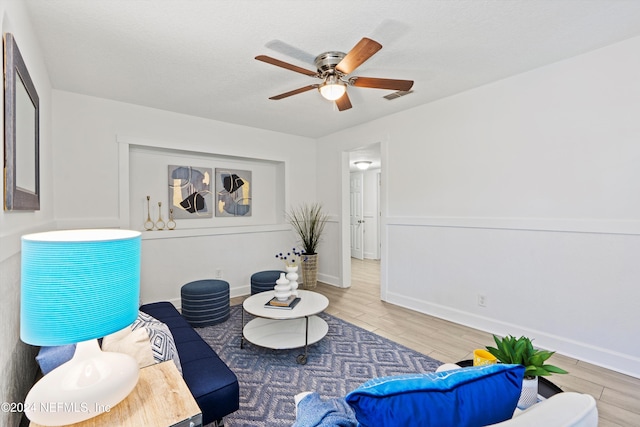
[350,258,381,298]
[345,143,382,291]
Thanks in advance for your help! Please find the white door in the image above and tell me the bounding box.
[350,172,364,259]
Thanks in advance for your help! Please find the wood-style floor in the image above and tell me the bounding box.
[233,259,640,425]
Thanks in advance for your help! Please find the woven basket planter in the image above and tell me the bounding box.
[301,253,318,289]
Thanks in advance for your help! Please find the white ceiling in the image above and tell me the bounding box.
[24,0,640,139]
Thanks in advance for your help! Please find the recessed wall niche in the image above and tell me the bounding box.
[129,145,285,232]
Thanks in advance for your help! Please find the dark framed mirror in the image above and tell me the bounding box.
[4,32,40,211]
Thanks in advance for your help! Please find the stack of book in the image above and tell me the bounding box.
[265,295,301,310]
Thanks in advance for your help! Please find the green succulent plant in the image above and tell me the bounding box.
[486,335,568,379]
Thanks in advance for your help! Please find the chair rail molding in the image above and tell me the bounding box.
[386,216,640,236]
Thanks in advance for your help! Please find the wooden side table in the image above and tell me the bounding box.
[30,361,202,427]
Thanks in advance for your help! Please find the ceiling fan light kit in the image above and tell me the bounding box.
[319,75,346,101]
[354,161,372,170]
[256,37,413,111]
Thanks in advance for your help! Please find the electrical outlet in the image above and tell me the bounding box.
[215,269,223,278]
[477,294,487,307]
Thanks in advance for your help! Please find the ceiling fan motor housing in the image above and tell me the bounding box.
[315,51,346,76]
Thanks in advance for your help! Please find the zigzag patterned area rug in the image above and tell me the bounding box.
[197,305,442,426]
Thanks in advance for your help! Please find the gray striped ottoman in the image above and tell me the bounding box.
[181,279,230,327]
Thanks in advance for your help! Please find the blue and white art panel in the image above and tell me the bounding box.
[215,169,252,217]
[168,165,213,219]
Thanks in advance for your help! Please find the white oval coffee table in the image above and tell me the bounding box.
[241,290,329,364]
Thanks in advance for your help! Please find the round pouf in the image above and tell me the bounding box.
[181,279,230,327]
[251,270,285,295]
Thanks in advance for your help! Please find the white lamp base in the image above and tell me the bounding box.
[25,339,139,426]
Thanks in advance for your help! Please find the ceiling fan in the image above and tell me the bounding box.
[256,37,414,111]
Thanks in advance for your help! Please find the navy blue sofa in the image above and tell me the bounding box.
[140,302,239,425]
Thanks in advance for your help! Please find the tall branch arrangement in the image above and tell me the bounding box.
[286,203,328,255]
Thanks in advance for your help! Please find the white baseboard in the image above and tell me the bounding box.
[231,285,250,299]
[318,272,342,287]
[385,291,640,379]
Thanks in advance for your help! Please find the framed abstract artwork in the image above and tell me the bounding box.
[215,169,252,217]
[168,165,213,219]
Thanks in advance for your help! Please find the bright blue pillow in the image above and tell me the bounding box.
[345,364,524,427]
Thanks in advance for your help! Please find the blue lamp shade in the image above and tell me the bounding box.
[21,229,141,346]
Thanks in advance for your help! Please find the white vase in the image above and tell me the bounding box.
[517,376,539,410]
[286,266,299,297]
[273,272,291,301]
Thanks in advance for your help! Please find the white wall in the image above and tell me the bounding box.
[52,91,317,304]
[0,1,53,425]
[317,36,640,377]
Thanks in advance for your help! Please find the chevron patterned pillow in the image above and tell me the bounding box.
[132,311,182,374]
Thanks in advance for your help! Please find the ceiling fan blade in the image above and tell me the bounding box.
[264,40,316,65]
[350,76,414,91]
[335,37,382,74]
[269,85,318,100]
[255,55,317,76]
[335,92,352,111]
